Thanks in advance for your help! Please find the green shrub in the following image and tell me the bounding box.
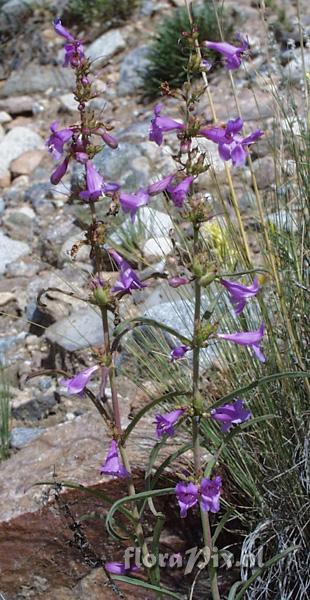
[64,0,139,28]
[142,0,233,99]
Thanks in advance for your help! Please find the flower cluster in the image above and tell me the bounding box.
[176,476,222,518]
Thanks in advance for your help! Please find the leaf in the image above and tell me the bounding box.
[123,390,191,441]
[106,488,175,541]
[212,509,234,543]
[209,371,310,411]
[227,545,297,600]
[111,575,184,599]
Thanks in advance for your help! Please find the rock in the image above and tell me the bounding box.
[0,95,35,115]
[0,402,160,598]
[86,29,126,68]
[0,126,43,177]
[0,332,27,362]
[93,141,152,190]
[10,149,44,176]
[0,232,30,275]
[59,93,79,113]
[10,427,45,449]
[60,232,90,264]
[0,291,15,306]
[0,0,32,32]
[5,258,41,278]
[252,156,275,189]
[268,210,298,233]
[118,45,151,95]
[0,65,74,98]
[283,49,310,84]
[110,206,174,246]
[45,307,106,351]
[239,190,257,212]
[143,236,173,261]
[11,389,58,421]
[3,206,36,241]
[0,168,10,187]
[0,110,12,124]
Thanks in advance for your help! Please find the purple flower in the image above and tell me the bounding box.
[170,345,190,361]
[217,321,266,362]
[60,365,98,394]
[105,562,139,575]
[119,189,149,222]
[175,482,199,518]
[47,121,73,161]
[200,118,263,167]
[101,131,118,149]
[211,399,252,432]
[54,18,85,68]
[167,176,194,208]
[109,249,146,295]
[220,277,260,315]
[100,439,129,478]
[148,174,174,196]
[53,17,75,41]
[200,476,222,513]
[50,156,69,184]
[149,103,185,146]
[154,408,186,438]
[168,276,190,288]
[204,34,249,70]
[80,160,104,201]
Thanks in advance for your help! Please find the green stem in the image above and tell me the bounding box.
[192,223,221,600]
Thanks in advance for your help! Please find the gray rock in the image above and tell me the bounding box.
[0,111,12,124]
[59,93,79,113]
[118,45,151,96]
[10,427,45,449]
[0,0,34,33]
[283,49,310,84]
[0,65,74,98]
[86,29,126,68]
[6,259,41,278]
[12,390,57,421]
[3,207,36,242]
[45,306,105,351]
[0,95,35,115]
[0,126,43,177]
[268,210,298,233]
[143,236,173,261]
[239,190,257,212]
[0,232,30,275]
[93,142,152,190]
[110,206,174,246]
[252,156,275,189]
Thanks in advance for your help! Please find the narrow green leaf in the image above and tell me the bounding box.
[111,575,184,599]
[212,509,234,543]
[106,488,175,540]
[113,316,192,346]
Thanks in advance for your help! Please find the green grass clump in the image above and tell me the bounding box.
[142,0,232,99]
[64,0,139,28]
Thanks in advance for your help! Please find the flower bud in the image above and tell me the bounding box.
[198,269,217,287]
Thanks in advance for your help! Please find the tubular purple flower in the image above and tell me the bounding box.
[200,118,263,167]
[154,408,186,438]
[119,189,149,222]
[217,321,266,362]
[101,131,118,149]
[63,41,85,68]
[211,399,252,432]
[168,276,190,288]
[170,345,190,361]
[109,249,146,294]
[100,439,129,478]
[50,156,69,184]
[60,365,99,394]
[47,121,73,161]
[220,277,260,314]
[105,562,139,575]
[167,176,194,208]
[204,35,249,70]
[175,482,199,518]
[148,174,174,196]
[200,476,222,513]
[53,17,75,41]
[80,160,104,201]
[149,103,185,146]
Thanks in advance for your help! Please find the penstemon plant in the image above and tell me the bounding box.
[42,6,282,600]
